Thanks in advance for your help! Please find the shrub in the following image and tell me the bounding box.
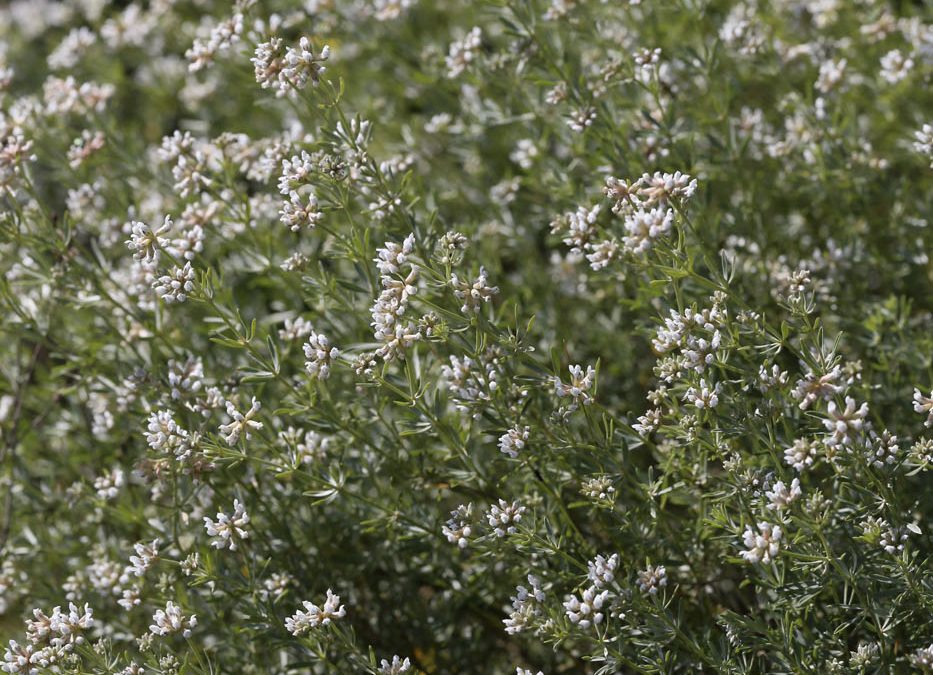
[1,0,932,673]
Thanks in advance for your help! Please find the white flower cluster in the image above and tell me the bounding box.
[0,123,36,194]
[739,522,782,564]
[450,267,499,314]
[621,206,673,255]
[126,217,171,264]
[486,499,526,537]
[146,410,196,460]
[379,655,412,674]
[442,503,474,548]
[791,365,844,410]
[285,590,346,636]
[587,553,618,589]
[304,331,340,380]
[765,478,801,510]
[371,234,421,362]
[253,36,330,96]
[503,575,545,635]
[637,565,668,595]
[879,49,914,84]
[554,364,596,407]
[149,601,197,638]
[913,124,933,168]
[128,539,160,577]
[2,602,94,673]
[446,27,482,78]
[441,353,499,414]
[822,396,869,448]
[203,499,250,551]
[498,425,529,458]
[684,378,721,409]
[218,397,263,446]
[279,190,322,231]
[913,388,933,427]
[153,262,195,304]
[185,4,249,72]
[93,466,125,500]
[563,585,611,629]
[911,643,933,670]
[651,299,726,380]
[784,438,818,471]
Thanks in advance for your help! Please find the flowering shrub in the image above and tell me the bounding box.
[1,0,932,673]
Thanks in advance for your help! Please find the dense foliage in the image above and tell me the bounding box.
[1,0,932,673]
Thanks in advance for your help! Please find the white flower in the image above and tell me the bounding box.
[260,572,292,602]
[637,565,668,595]
[765,478,801,510]
[866,429,900,468]
[24,602,94,649]
[278,151,315,195]
[823,396,869,447]
[791,366,843,410]
[379,656,412,674]
[557,203,601,253]
[621,207,673,255]
[587,553,618,588]
[370,234,421,361]
[66,129,105,169]
[93,466,124,500]
[581,476,616,504]
[585,239,620,270]
[203,499,250,550]
[879,49,913,84]
[150,601,197,638]
[279,317,314,341]
[563,585,610,629]
[252,38,287,95]
[758,364,789,391]
[815,58,846,93]
[880,526,908,555]
[498,426,529,458]
[285,590,346,636]
[684,379,720,409]
[375,233,416,275]
[446,27,482,79]
[373,0,417,21]
[129,539,160,576]
[280,191,322,231]
[637,171,697,205]
[910,643,933,669]
[913,389,933,427]
[554,364,596,406]
[450,267,498,314]
[186,11,244,72]
[785,438,816,474]
[633,47,662,73]
[739,522,782,564]
[218,397,263,445]
[146,410,193,459]
[153,262,195,303]
[503,575,545,634]
[282,37,330,91]
[509,139,539,169]
[442,504,473,548]
[913,124,932,168]
[634,408,662,436]
[303,331,340,380]
[486,499,526,537]
[566,106,596,132]
[126,217,171,263]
